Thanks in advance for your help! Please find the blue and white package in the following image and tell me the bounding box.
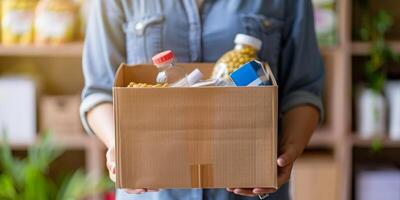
[229,61,271,87]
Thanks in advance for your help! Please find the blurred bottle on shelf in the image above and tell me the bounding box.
[357,87,386,139]
[312,0,337,46]
[385,81,400,140]
[0,76,36,144]
[357,169,400,200]
[35,0,79,45]
[1,0,37,45]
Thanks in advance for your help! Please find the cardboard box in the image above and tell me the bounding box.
[113,63,278,189]
[40,95,83,135]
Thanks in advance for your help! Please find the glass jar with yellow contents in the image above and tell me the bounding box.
[1,0,37,45]
[35,0,79,45]
[211,34,262,80]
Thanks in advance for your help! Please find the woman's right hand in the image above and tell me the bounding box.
[106,146,159,194]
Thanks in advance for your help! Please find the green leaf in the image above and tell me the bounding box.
[0,133,14,173]
[375,10,393,34]
[359,28,370,41]
[0,133,26,191]
[22,165,51,200]
[28,132,63,172]
[57,170,90,200]
[385,48,400,63]
[371,138,383,153]
[0,174,18,200]
[0,132,110,200]
[57,170,113,200]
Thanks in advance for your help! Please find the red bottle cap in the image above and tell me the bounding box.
[152,50,175,65]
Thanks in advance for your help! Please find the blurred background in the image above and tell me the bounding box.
[0,0,399,199]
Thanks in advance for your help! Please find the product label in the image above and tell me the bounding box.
[35,11,74,37]
[3,10,34,34]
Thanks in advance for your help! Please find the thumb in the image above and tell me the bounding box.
[277,147,297,167]
[109,162,116,182]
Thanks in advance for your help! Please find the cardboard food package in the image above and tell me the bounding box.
[113,63,278,189]
[40,95,83,135]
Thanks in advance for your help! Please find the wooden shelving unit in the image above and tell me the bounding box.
[0,43,83,57]
[352,41,400,55]
[0,40,103,199]
[10,134,102,149]
[334,1,400,200]
[307,128,336,148]
[352,135,400,148]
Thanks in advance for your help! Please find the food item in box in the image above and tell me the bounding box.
[127,82,168,88]
[212,34,262,80]
[127,69,203,88]
[1,0,36,45]
[230,60,271,87]
[190,78,224,87]
[35,0,78,44]
[152,50,191,87]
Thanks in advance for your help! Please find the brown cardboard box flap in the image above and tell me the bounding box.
[114,63,278,189]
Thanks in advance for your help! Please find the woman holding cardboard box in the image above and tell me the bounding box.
[80,0,324,199]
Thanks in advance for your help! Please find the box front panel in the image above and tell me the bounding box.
[115,86,277,189]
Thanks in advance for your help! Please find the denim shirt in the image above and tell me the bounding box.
[80,0,324,199]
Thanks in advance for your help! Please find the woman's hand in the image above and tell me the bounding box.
[106,146,117,182]
[225,145,299,197]
[88,103,159,194]
[106,146,159,194]
[226,105,320,197]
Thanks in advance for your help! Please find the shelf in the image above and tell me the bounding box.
[0,43,83,57]
[320,46,340,56]
[9,134,103,150]
[352,41,400,55]
[352,134,400,148]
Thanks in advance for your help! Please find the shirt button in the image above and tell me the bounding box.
[135,22,144,31]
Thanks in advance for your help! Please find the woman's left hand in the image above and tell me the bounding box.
[226,105,319,197]
[226,145,299,197]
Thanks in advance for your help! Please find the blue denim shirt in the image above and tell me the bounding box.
[80,0,324,199]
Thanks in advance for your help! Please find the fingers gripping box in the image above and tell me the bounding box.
[113,63,278,189]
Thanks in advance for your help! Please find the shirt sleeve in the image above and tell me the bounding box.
[80,0,126,135]
[279,0,325,120]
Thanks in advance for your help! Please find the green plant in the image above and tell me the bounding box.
[0,133,113,200]
[359,8,400,93]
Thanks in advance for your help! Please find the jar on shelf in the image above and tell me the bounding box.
[1,0,37,45]
[35,0,79,45]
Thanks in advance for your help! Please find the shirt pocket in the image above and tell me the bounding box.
[123,14,164,64]
[240,14,284,68]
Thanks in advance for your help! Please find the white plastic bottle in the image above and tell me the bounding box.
[152,50,191,87]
